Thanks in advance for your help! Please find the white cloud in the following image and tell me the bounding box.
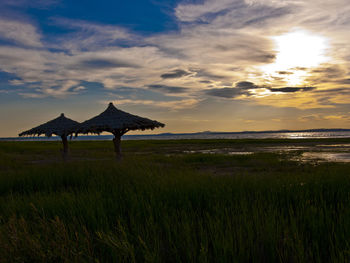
[50,18,136,51]
[175,0,241,22]
[0,18,42,47]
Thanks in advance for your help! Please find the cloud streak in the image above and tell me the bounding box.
[148,84,189,94]
[160,69,191,79]
[0,18,42,47]
[268,87,316,93]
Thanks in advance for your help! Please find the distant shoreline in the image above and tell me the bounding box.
[2,128,350,141]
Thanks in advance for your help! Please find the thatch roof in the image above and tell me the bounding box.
[19,113,80,137]
[77,102,165,135]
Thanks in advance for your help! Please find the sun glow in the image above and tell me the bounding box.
[261,30,329,85]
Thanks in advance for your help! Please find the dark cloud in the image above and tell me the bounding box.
[235,51,275,63]
[315,88,347,93]
[206,81,316,98]
[161,69,191,79]
[205,87,246,98]
[268,87,316,93]
[200,80,212,84]
[278,71,293,75]
[74,58,138,70]
[311,66,346,80]
[336,78,350,85]
[236,81,260,89]
[315,88,350,96]
[148,84,189,94]
[205,81,262,98]
[292,67,308,71]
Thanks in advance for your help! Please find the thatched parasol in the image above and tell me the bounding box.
[77,102,165,159]
[19,113,80,159]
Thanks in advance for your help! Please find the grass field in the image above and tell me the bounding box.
[1,139,350,262]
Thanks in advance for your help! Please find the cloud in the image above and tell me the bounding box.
[72,58,139,70]
[104,98,200,110]
[0,18,42,47]
[236,81,261,89]
[148,84,189,94]
[175,0,238,22]
[205,87,246,98]
[314,88,350,95]
[278,71,293,75]
[175,0,292,28]
[268,87,316,93]
[160,69,191,79]
[191,68,228,80]
[50,18,135,51]
[73,86,86,92]
[206,81,316,99]
[336,78,350,85]
[205,81,262,98]
[18,92,46,98]
[299,113,350,122]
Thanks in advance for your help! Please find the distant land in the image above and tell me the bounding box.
[157,128,350,135]
[2,128,350,141]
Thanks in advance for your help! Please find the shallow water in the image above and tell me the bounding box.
[300,152,350,163]
[183,149,253,155]
[182,143,350,163]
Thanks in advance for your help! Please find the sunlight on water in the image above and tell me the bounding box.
[301,152,350,163]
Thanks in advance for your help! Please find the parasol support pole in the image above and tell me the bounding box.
[112,132,122,160]
[61,135,69,160]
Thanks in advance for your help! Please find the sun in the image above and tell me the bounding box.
[261,29,329,86]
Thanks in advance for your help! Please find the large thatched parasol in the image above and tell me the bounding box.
[19,113,80,159]
[77,102,165,159]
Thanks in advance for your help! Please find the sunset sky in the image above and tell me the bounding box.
[1,0,350,137]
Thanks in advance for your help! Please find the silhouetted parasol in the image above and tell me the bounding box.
[77,102,165,159]
[19,113,80,159]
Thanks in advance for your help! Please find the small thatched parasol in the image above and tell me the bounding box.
[19,113,80,159]
[77,102,165,159]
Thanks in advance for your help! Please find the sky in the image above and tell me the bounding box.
[1,0,350,137]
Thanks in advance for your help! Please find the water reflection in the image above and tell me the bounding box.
[182,144,350,163]
[301,152,350,163]
[183,149,253,155]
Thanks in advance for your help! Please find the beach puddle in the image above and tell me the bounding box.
[183,149,253,155]
[315,144,350,152]
[227,151,253,155]
[261,146,309,152]
[299,152,350,163]
[316,144,350,147]
[182,144,350,163]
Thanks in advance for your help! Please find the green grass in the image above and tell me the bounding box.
[1,140,350,262]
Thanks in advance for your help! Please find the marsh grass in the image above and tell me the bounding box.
[1,140,350,262]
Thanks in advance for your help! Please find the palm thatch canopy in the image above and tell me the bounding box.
[19,113,80,137]
[19,113,80,160]
[77,102,165,160]
[77,102,165,135]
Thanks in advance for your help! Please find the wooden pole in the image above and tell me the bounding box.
[112,133,122,160]
[61,135,69,160]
